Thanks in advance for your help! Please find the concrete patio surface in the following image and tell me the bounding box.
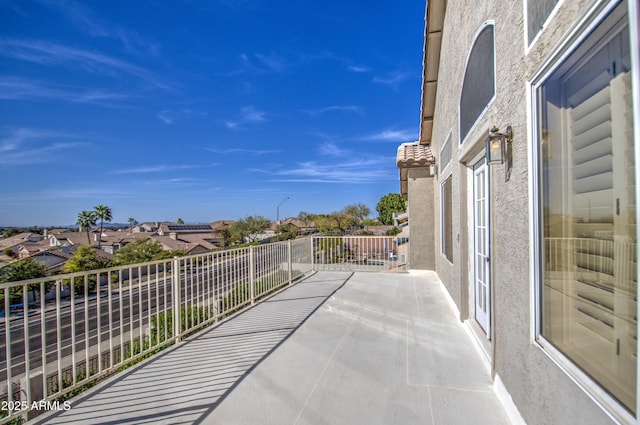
[31,271,512,425]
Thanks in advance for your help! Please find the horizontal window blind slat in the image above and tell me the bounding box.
[572,171,612,193]
[572,136,612,165]
[572,154,612,179]
[571,120,612,150]
[571,103,611,136]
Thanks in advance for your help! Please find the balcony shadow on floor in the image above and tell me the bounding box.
[30,271,354,425]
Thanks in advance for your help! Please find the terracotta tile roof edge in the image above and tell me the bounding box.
[396,142,434,168]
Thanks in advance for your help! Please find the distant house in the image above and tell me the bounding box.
[156,222,230,248]
[132,222,158,233]
[278,218,316,233]
[0,232,46,259]
[29,249,73,274]
[17,240,49,259]
[49,231,94,247]
[0,232,45,249]
[269,218,317,238]
[151,234,210,255]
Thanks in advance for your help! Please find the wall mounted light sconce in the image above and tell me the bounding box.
[429,162,437,177]
[486,125,513,181]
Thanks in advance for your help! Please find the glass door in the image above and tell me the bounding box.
[473,159,491,335]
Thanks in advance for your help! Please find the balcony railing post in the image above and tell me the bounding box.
[287,240,293,285]
[311,237,315,271]
[4,288,12,407]
[172,257,182,342]
[249,246,255,304]
[22,287,31,406]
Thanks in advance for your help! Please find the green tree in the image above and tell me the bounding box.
[2,228,21,238]
[64,246,109,273]
[297,211,314,228]
[314,213,343,235]
[343,203,370,224]
[93,205,113,249]
[376,193,407,225]
[276,223,297,240]
[3,247,17,259]
[0,258,49,305]
[216,222,233,247]
[151,249,187,261]
[128,217,138,232]
[315,205,369,236]
[230,216,271,243]
[63,246,110,295]
[111,239,167,266]
[176,218,184,224]
[77,210,98,245]
[111,239,163,265]
[0,258,46,282]
[385,227,402,236]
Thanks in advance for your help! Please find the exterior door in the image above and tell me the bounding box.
[473,160,490,335]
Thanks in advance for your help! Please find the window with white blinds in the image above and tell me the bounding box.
[441,176,453,263]
[538,1,636,414]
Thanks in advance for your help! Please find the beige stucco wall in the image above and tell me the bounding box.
[419,0,628,424]
[407,167,435,270]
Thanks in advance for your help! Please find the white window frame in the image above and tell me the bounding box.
[440,174,454,264]
[523,0,565,53]
[458,21,496,146]
[440,130,453,175]
[528,0,640,422]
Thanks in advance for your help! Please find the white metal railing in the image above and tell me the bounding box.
[312,235,408,272]
[0,238,313,423]
[0,235,405,422]
[543,237,636,293]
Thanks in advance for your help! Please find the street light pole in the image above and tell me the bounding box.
[277,196,289,224]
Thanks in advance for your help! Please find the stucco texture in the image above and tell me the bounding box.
[424,0,624,424]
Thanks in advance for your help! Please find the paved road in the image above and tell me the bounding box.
[0,253,264,386]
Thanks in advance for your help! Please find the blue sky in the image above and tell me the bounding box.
[0,0,424,227]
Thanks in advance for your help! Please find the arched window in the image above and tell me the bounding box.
[459,24,495,143]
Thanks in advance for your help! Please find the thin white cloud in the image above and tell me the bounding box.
[157,109,208,125]
[318,142,349,157]
[243,106,267,122]
[373,70,411,88]
[140,177,202,186]
[111,164,211,174]
[206,147,279,156]
[0,77,133,105]
[0,186,129,202]
[254,53,286,72]
[39,0,161,57]
[0,39,167,88]
[157,110,174,124]
[225,106,268,130]
[238,52,288,74]
[348,65,371,73]
[0,127,88,164]
[306,105,363,116]
[358,128,417,142]
[269,158,395,184]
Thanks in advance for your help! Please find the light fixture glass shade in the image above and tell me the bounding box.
[486,135,504,164]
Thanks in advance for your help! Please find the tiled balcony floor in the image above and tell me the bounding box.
[32,271,512,425]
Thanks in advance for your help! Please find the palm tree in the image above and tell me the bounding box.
[128,217,138,232]
[93,205,112,249]
[77,210,98,245]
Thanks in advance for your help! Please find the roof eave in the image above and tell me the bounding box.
[419,0,446,146]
